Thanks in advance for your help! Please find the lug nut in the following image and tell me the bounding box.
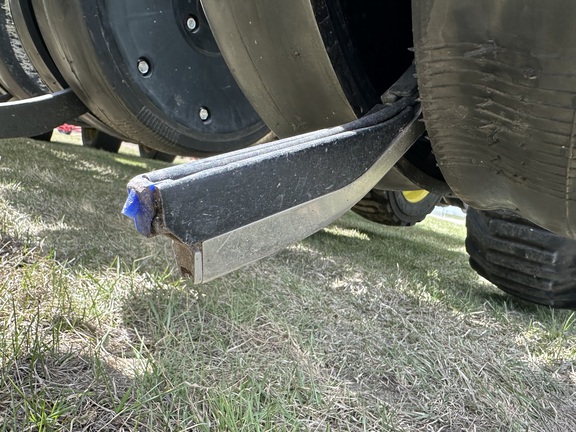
[186,16,198,31]
[199,107,210,121]
[137,59,150,76]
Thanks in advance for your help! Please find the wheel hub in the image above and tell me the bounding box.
[33,0,269,155]
[401,190,430,204]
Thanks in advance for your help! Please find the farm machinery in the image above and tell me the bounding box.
[1,0,575,307]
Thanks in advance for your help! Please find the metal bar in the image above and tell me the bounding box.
[0,88,87,138]
[125,92,422,283]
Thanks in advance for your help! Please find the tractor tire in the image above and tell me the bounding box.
[81,128,122,153]
[202,0,413,138]
[138,145,176,163]
[412,0,576,239]
[466,208,576,309]
[352,190,441,227]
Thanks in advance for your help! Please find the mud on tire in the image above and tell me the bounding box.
[466,208,576,309]
[412,0,576,239]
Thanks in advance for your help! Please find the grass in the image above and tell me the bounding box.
[0,134,575,431]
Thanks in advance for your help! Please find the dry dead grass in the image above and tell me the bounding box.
[0,137,575,431]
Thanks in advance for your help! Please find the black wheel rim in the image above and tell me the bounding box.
[34,0,269,156]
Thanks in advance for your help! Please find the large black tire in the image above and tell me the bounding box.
[34,0,268,156]
[352,190,441,227]
[412,0,576,239]
[81,128,122,153]
[466,208,576,308]
[202,0,413,137]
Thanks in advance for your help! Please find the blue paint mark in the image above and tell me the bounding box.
[122,189,141,219]
[122,184,157,236]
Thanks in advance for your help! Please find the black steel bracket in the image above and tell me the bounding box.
[0,88,87,138]
[124,90,423,282]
